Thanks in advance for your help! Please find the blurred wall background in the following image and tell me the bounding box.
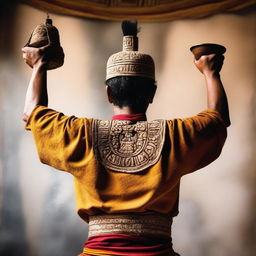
[0,2,255,256]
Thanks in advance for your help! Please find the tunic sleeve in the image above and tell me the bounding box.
[167,109,227,175]
[25,105,92,174]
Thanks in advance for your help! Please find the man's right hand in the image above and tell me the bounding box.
[22,44,59,69]
[194,54,224,76]
[22,46,46,69]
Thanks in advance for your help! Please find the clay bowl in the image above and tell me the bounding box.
[190,43,226,60]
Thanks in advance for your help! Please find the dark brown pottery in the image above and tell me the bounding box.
[190,43,226,60]
[26,18,64,70]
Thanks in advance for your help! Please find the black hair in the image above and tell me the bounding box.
[106,76,156,112]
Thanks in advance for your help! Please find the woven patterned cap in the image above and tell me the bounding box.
[106,21,155,81]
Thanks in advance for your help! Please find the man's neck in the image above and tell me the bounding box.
[113,106,146,115]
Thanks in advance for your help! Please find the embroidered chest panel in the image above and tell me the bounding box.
[92,119,166,173]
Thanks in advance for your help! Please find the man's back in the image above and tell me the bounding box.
[25,105,226,223]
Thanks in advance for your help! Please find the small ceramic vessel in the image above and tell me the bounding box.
[190,43,226,60]
[25,17,64,70]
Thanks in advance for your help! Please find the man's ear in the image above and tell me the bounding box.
[149,85,157,104]
[106,85,113,103]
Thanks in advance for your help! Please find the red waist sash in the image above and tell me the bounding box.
[81,233,178,256]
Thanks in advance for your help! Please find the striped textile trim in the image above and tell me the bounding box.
[82,247,174,256]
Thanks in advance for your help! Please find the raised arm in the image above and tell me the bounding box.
[194,54,230,127]
[22,46,49,122]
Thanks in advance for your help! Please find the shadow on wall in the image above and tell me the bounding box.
[0,2,29,256]
[0,1,18,59]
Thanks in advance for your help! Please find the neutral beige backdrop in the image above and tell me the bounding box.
[0,3,255,256]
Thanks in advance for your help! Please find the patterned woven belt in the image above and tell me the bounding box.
[88,213,172,238]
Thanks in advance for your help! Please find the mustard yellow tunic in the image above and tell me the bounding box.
[25,105,227,222]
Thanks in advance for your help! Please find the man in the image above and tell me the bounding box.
[22,21,230,256]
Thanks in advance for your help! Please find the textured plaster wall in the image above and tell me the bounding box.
[0,2,255,256]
